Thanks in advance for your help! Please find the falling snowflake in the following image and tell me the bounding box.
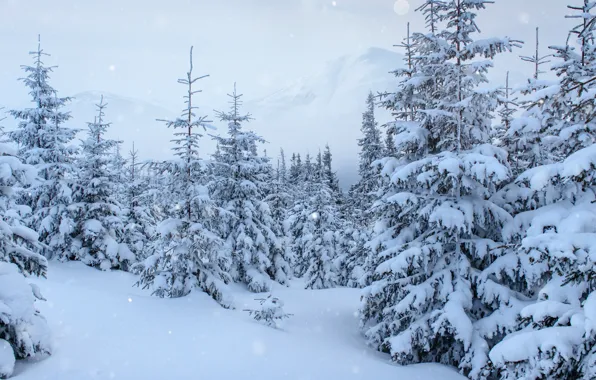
[109,64,116,71]
[331,1,337,6]
[518,12,530,24]
[311,212,319,220]
[393,0,410,16]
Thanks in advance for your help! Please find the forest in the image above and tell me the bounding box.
[1,0,596,379]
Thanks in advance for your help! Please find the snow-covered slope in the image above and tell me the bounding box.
[248,47,401,187]
[15,262,465,380]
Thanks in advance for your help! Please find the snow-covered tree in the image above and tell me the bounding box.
[211,83,284,292]
[349,92,385,223]
[499,27,553,176]
[0,123,50,378]
[361,1,520,377]
[321,145,340,196]
[277,148,288,184]
[121,143,156,262]
[494,72,518,142]
[244,295,292,328]
[9,37,78,259]
[109,142,127,206]
[286,187,313,278]
[488,3,596,378]
[335,222,370,288]
[304,184,339,290]
[68,96,132,270]
[136,47,231,307]
[264,150,293,285]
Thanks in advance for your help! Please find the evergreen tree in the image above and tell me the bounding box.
[488,2,596,378]
[335,221,371,288]
[304,183,339,290]
[121,143,156,262]
[68,96,133,270]
[361,1,519,377]
[9,37,78,259]
[350,92,385,223]
[277,148,287,184]
[110,142,127,206]
[289,153,302,186]
[0,122,50,377]
[499,27,553,177]
[211,84,284,292]
[322,144,340,195]
[137,48,231,306]
[264,152,293,285]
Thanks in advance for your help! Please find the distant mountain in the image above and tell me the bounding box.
[247,47,401,187]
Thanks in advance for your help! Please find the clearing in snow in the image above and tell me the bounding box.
[13,262,465,380]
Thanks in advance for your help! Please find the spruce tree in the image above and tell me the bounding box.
[69,96,133,270]
[136,48,231,306]
[211,84,284,292]
[488,2,596,378]
[361,1,519,377]
[304,183,339,290]
[9,37,78,259]
[322,144,340,195]
[264,150,293,285]
[350,92,385,223]
[121,143,156,262]
[499,27,553,177]
[0,121,50,377]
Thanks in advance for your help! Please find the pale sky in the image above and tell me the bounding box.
[0,0,574,183]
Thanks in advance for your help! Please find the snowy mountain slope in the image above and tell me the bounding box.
[15,262,465,380]
[247,47,401,187]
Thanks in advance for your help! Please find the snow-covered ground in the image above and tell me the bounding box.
[14,262,464,380]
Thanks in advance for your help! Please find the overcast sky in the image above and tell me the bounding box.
[0,0,571,106]
[0,0,574,182]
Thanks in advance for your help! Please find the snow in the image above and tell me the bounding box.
[14,262,465,380]
[0,339,15,379]
[489,326,584,365]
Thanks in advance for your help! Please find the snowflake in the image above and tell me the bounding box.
[393,0,409,16]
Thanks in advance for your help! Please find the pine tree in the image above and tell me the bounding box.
[289,153,303,186]
[494,72,518,143]
[264,149,293,285]
[488,2,596,378]
[9,37,78,259]
[278,148,288,184]
[335,221,371,288]
[211,84,284,292]
[121,143,156,262]
[499,27,553,177]
[0,121,50,378]
[110,142,127,206]
[361,1,520,377]
[304,183,339,290]
[136,47,231,307]
[322,144,340,195]
[350,92,385,223]
[69,96,133,270]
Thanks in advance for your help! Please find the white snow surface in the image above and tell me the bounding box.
[13,262,464,380]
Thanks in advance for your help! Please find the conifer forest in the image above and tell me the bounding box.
[0,1,595,379]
